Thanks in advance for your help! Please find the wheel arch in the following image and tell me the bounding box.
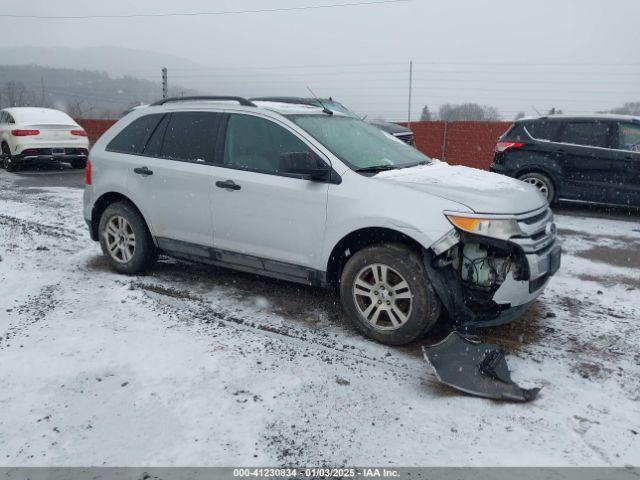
[90,192,152,243]
[325,227,425,288]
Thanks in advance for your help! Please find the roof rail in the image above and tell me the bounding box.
[150,96,257,107]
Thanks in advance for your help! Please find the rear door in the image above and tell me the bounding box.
[554,120,617,203]
[125,111,222,250]
[210,113,329,272]
[610,121,640,206]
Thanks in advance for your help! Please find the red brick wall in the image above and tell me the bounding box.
[77,119,117,145]
[404,121,512,170]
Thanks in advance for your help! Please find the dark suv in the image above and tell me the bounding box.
[250,97,415,145]
[490,115,640,207]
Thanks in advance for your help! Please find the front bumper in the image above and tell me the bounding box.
[426,205,561,329]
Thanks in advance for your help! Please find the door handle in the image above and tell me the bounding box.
[216,180,241,191]
[134,167,153,176]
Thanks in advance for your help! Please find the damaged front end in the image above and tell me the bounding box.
[425,205,561,329]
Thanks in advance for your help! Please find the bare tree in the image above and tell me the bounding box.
[514,112,526,120]
[1,81,35,107]
[66,99,95,119]
[420,105,432,121]
[547,107,564,115]
[609,102,640,116]
[438,103,501,121]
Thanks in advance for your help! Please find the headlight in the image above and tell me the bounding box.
[445,214,521,240]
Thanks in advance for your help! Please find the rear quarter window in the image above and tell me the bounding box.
[106,114,165,154]
[524,120,560,141]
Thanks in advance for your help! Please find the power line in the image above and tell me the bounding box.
[0,0,410,19]
[125,60,640,73]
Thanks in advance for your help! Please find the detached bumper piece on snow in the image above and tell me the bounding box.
[423,331,541,402]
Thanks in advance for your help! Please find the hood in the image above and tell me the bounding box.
[375,162,547,215]
[369,121,413,136]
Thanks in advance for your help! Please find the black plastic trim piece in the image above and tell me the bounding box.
[150,96,257,107]
[155,237,327,287]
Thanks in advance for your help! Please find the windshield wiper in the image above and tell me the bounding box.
[355,165,398,173]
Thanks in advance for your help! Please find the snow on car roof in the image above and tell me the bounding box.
[253,100,346,116]
[3,107,77,125]
[518,113,640,123]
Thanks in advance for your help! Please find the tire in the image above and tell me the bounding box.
[518,171,556,204]
[339,244,442,345]
[98,201,158,274]
[1,143,17,172]
[71,159,87,169]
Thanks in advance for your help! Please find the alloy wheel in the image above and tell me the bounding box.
[352,263,413,331]
[521,176,550,200]
[105,216,136,263]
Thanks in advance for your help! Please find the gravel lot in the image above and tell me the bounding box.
[0,167,638,466]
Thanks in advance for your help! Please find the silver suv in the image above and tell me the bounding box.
[83,96,561,345]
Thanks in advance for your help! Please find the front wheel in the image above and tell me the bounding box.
[339,244,442,345]
[99,201,158,274]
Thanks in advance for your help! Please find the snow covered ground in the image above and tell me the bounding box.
[0,169,638,466]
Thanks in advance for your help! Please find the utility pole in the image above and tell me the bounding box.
[162,67,168,99]
[407,60,413,126]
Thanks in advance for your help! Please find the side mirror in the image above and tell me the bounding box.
[279,152,330,181]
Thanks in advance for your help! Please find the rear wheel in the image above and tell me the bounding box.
[518,171,556,204]
[1,143,18,172]
[99,201,158,274]
[339,244,441,345]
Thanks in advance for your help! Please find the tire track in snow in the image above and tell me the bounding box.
[133,281,431,380]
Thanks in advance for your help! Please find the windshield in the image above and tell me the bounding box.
[289,115,430,171]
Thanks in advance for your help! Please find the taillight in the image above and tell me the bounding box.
[11,129,40,136]
[71,129,88,137]
[495,141,525,153]
[85,159,92,185]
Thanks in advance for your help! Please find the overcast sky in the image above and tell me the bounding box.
[2,0,639,121]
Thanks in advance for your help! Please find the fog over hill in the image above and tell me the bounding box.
[0,46,203,78]
[0,46,297,111]
[0,64,198,118]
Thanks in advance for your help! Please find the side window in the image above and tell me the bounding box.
[223,114,319,175]
[525,120,559,141]
[107,114,164,154]
[558,121,611,148]
[159,112,222,163]
[0,112,6,124]
[6,114,15,124]
[618,123,640,152]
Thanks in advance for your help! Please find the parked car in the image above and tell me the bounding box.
[250,97,416,145]
[0,107,89,172]
[491,114,640,207]
[84,96,560,345]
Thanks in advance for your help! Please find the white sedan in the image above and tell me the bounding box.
[0,107,90,172]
